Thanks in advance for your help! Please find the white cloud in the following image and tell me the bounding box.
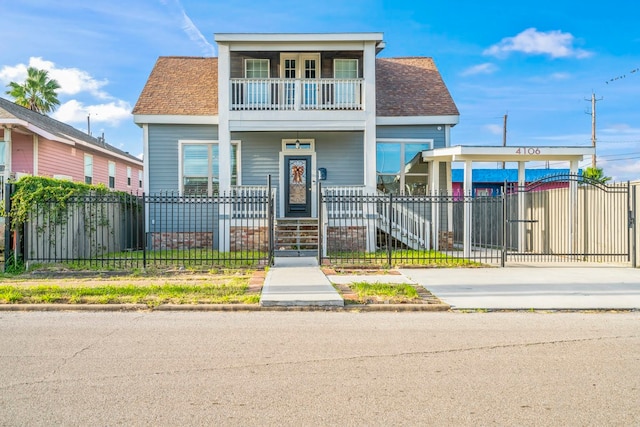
[484,28,592,59]
[52,99,132,126]
[160,0,216,56]
[484,124,503,135]
[460,63,498,76]
[0,57,110,99]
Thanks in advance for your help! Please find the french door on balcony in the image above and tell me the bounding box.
[281,54,319,109]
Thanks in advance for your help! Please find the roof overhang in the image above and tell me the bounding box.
[423,145,595,162]
[215,32,385,53]
[1,118,142,166]
[133,115,219,126]
[377,115,460,126]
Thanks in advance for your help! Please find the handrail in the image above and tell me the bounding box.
[230,78,364,111]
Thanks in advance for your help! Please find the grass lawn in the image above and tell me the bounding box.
[0,272,260,306]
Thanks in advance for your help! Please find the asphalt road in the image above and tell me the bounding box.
[1,311,639,426]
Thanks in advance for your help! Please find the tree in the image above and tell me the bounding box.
[5,67,60,114]
[583,166,611,184]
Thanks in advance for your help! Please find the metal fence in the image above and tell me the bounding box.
[8,187,274,270]
[319,189,504,266]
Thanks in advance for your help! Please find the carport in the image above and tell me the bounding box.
[423,145,596,259]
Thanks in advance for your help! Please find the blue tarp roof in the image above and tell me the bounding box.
[451,168,580,183]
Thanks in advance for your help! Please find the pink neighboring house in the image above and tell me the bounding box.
[0,97,143,194]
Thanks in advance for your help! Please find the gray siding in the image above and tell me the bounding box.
[148,124,218,193]
[315,131,364,186]
[376,125,446,149]
[235,130,364,188]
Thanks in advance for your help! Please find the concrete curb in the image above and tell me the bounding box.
[0,303,451,312]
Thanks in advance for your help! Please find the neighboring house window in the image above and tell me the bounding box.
[245,59,270,106]
[84,154,93,184]
[108,162,116,189]
[181,141,239,196]
[138,170,143,188]
[376,140,432,195]
[127,167,131,186]
[334,59,359,106]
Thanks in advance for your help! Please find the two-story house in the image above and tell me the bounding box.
[133,32,459,253]
[0,97,144,195]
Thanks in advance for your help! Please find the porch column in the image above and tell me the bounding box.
[430,160,440,250]
[363,40,377,251]
[217,43,231,251]
[568,159,579,256]
[517,161,526,252]
[463,160,472,257]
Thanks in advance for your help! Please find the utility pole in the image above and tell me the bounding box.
[501,113,507,169]
[585,93,602,168]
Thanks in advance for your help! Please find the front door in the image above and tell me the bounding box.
[284,155,312,217]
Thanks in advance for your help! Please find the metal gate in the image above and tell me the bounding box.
[504,174,635,265]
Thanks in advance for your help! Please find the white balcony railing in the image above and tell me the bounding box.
[230,78,364,111]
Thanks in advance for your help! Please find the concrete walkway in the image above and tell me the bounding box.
[402,266,640,310]
[260,257,344,307]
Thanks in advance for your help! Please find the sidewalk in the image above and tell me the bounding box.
[260,257,344,307]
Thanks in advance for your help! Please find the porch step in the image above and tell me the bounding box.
[275,218,319,253]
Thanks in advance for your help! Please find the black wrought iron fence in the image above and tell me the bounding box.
[319,189,504,267]
[9,188,273,270]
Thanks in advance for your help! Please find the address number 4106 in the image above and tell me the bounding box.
[515,148,541,155]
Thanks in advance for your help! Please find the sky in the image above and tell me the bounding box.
[1,0,639,181]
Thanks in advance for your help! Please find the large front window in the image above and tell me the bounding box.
[181,142,238,196]
[376,141,431,195]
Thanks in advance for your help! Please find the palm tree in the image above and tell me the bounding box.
[5,67,61,114]
[583,166,611,184]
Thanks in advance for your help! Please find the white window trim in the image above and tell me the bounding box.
[376,138,433,195]
[178,139,242,195]
[334,58,359,78]
[84,154,93,184]
[244,58,270,78]
[138,170,143,188]
[280,53,321,79]
[126,166,132,187]
[108,161,116,188]
[282,138,315,152]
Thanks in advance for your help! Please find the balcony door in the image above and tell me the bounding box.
[281,54,320,108]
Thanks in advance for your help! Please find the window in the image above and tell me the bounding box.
[376,140,432,195]
[84,154,93,184]
[245,59,270,106]
[334,59,359,106]
[138,170,143,188]
[181,141,239,196]
[127,167,131,186]
[108,162,116,189]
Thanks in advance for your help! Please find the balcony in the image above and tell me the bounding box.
[230,78,364,111]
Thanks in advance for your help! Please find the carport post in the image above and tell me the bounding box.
[569,159,579,257]
[517,162,526,252]
[463,160,472,257]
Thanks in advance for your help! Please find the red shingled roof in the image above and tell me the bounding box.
[133,56,458,117]
[133,57,218,116]
[375,57,459,117]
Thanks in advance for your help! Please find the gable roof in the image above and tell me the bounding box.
[0,97,142,165]
[375,57,458,117]
[132,56,458,118]
[132,57,218,116]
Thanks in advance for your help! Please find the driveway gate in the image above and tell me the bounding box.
[504,174,635,265]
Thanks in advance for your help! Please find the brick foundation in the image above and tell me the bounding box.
[151,232,213,250]
[326,226,367,252]
[230,226,269,252]
[438,231,454,250]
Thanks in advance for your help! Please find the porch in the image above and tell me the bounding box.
[230,78,364,111]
